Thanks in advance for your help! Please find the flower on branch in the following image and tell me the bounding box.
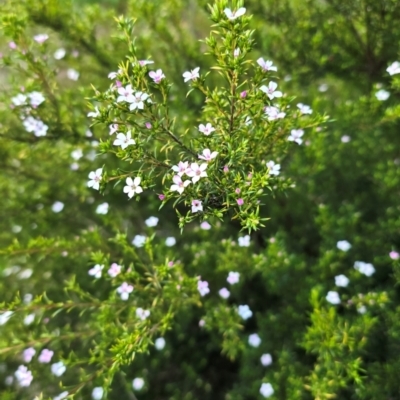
[224,7,246,20]
[266,161,280,176]
[170,175,191,194]
[117,282,134,300]
[123,177,143,198]
[198,123,215,136]
[183,67,200,82]
[191,199,203,213]
[198,149,218,162]
[257,58,277,72]
[149,69,165,83]
[113,131,136,149]
[264,106,285,121]
[87,168,103,190]
[187,163,207,183]
[129,91,150,111]
[288,129,304,145]
[260,81,283,100]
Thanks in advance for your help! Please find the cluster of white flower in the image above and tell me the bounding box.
[88,262,122,279]
[387,61,400,76]
[22,116,48,137]
[115,84,151,111]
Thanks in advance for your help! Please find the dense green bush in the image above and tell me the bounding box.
[0,0,400,399]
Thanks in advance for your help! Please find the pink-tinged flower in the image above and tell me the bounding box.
[200,221,211,230]
[199,319,205,327]
[297,103,313,114]
[240,91,247,98]
[170,175,191,194]
[198,148,218,162]
[223,165,229,173]
[191,200,203,213]
[266,161,281,176]
[9,41,17,49]
[108,263,122,278]
[197,280,210,296]
[34,34,49,44]
[172,161,190,176]
[87,168,102,190]
[38,349,54,363]
[149,69,165,83]
[198,123,215,136]
[117,282,134,300]
[387,61,400,76]
[158,194,165,201]
[187,163,207,183]
[136,308,150,320]
[14,365,33,387]
[129,91,150,111]
[224,7,246,20]
[113,131,136,149]
[115,80,122,88]
[264,106,286,121]
[260,81,283,100]
[227,271,240,284]
[235,188,241,194]
[123,177,143,198]
[237,198,244,206]
[288,129,304,145]
[108,71,119,79]
[109,124,119,135]
[145,122,152,129]
[219,288,230,299]
[117,84,134,103]
[88,264,104,279]
[257,58,277,72]
[389,251,399,260]
[183,67,200,82]
[139,60,154,66]
[22,348,36,363]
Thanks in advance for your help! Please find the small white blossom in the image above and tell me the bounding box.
[23,117,48,137]
[248,333,261,347]
[113,131,136,149]
[14,365,33,387]
[136,308,150,320]
[218,288,230,299]
[260,353,273,366]
[198,149,218,162]
[108,263,122,278]
[92,387,104,400]
[387,61,400,75]
[165,237,176,247]
[186,163,207,183]
[67,68,79,81]
[238,305,253,320]
[51,361,66,377]
[266,161,280,176]
[227,271,240,285]
[260,383,274,398]
[117,84,134,103]
[154,337,166,350]
[198,280,210,296]
[0,311,14,325]
[22,348,36,363]
[191,200,203,213]
[87,168,102,190]
[354,261,375,276]
[233,48,240,57]
[34,34,49,43]
[129,91,150,111]
[257,58,277,72]
[260,81,283,100]
[23,314,35,325]
[28,91,45,107]
[96,202,109,215]
[172,161,190,177]
[145,216,159,227]
[297,103,313,114]
[71,148,83,160]
[357,305,367,314]
[170,175,191,194]
[341,135,351,143]
[335,274,349,287]
[265,106,286,120]
[326,291,341,305]
[149,69,165,83]
[87,106,100,118]
[109,124,119,135]
[123,177,143,198]
[11,94,27,106]
[337,240,351,251]
[375,89,390,101]
[224,7,246,20]
[183,67,200,82]
[132,235,146,248]
[198,123,215,136]
[54,48,66,60]
[88,264,103,279]
[238,235,250,247]
[200,221,211,230]
[117,282,134,301]
[132,377,145,391]
[288,129,304,145]
[51,201,64,213]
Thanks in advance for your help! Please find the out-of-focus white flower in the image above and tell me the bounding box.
[132,235,146,248]
[53,391,68,400]
[224,7,246,20]
[227,271,240,285]
[357,305,367,314]
[260,383,274,398]
[238,305,252,320]
[297,103,313,114]
[108,263,122,278]
[200,221,211,230]
[266,161,280,176]
[117,282,134,301]
[197,280,210,296]
[260,353,273,366]
[34,34,49,43]
[54,48,66,60]
[375,89,390,101]
[218,288,230,299]
[92,387,104,400]
[88,264,104,279]
[238,235,250,247]
[326,291,341,305]
[248,333,261,347]
[28,91,45,107]
[24,314,35,325]
[337,240,351,251]
[145,216,159,227]
[0,311,14,325]
[96,203,109,215]
[165,237,176,247]
[265,106,286,121]
[51,361,66,377]
[335,274,349,287]
[67,68,79,81]
[257,58,277,72]
[38,349,54,363]
[387,61,400,75]
[354,261,375,276]
[136,308,150,320]
[132,377,145,391]
[22,348,36,363]
[15,365,33,387]
[11,94,27,106]
[288,129,304,145]
[52,201,64,213]
[155,337,166,350]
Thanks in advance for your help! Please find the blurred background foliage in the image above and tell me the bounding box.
[0,0,400,399]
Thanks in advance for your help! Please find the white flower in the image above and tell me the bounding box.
[170,175,191,194]
[52,201,64,213]
[183,67,200,82]
[198,280,210,296]
[138,60,154,66]
[132,235,146,248]
[149,69,165,83]
[257,58,277,72]
[266,161,281,176]
[28,91,45,107]
[54,48,66,60]
[71,149,83,160]
[218,288,230,299]
[109,124,119,135]
[260,383,274,398]
[0,311,14,325]
[375,89,390,101]
[248,333,261,347]
[326,291,341,305]
[92,387,104,400]
[67,68,79,81]
[87,106,100,118]
[234,48,240,57]
[51,361,66,377]
[165,237,176,247]
[341,135,351,143]
[129,91,150,111]
[145,216,159,227]
[227,271,240,285]
[53,391,68,400]
[260,353,273,366]
[88,264,103,279]
[22,116,48,136]
[24,314,35,325]
[132,378,145,391]
[200,221,211,230]
[288,129,304,145]
[136,307,150,320]
[297,103,313,114]
[15,365,33,387]
[123,177,143,198]
[337,240,351,251]
[224,7,246,20]
[172,161,190,177]
[117,84,134,103]
[113,131,136,149]
[108,263,122,278]
[265,106,286,120]
[238,305,253,320]
[191,200,203,213]
[11,93,27,106]
[96,202,109,215]
[260,81,283,99]
[198,123,215,136]
[33,34,49,43]
[87,168,102,190]
[108,71,119,79]
[186,163,207,184]
[117,282,134,301]
[238,235,250,247]
[154,337,166,350]
[198,148,218,162]
[357,305,367,314]
[354,261,375,276]
[387,61,400,75]
[22,348,36,363]
[335,274,349,287]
